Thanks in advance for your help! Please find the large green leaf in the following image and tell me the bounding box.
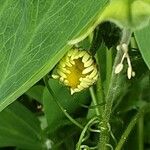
[0,101,43,149]
[0,0,108,111]
[135,24,150,69]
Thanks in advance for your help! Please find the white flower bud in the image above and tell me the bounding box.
[132,71,135,77]
[127,67,132,79]
[116,45,121,51]
[115,63,124,74]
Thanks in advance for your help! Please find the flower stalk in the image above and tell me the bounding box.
[98,29,132,150]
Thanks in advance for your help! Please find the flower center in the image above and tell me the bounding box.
[66,58,86,89]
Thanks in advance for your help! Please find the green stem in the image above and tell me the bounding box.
[98,29,132,150]
[115,105,146,150]
[96,54,105,114]
[106,47,112,92]
[76,117,98,150]
[43,76,83,129]
[137,114,144,150]
[90,87,100,116]
[98,50,122,150]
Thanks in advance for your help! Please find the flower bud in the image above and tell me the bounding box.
[52,48,98,94]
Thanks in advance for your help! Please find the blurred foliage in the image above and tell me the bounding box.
[0,21,149,150]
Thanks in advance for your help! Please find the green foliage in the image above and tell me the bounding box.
[0,0,107,111]
[0,101,43,150]
[135,24,150,69]
[43,79,90,130]
[101,0,150,29]
[0,0,150,150]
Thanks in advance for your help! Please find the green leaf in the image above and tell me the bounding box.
[0,0,108,111]
[26,85,45,103]
[68,0,150,45]
[43,79,90,131]
[0,101,43,149]
[135,24,150,69]
[101,0,150,29]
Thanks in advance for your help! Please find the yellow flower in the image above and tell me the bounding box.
[52,48,98,95]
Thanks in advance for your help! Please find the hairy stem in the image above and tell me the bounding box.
[98,29,132,150]
[106,48,113,92]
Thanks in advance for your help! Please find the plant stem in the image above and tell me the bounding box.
[96,54,105,114]
[43,76,83,129]
[98,49,122,150]
[106,47,112,92]
[76,117,98,150]
[98,29,132,150]
[115,105,147,150]
[90,87,101,116]
[138,114,144,150]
